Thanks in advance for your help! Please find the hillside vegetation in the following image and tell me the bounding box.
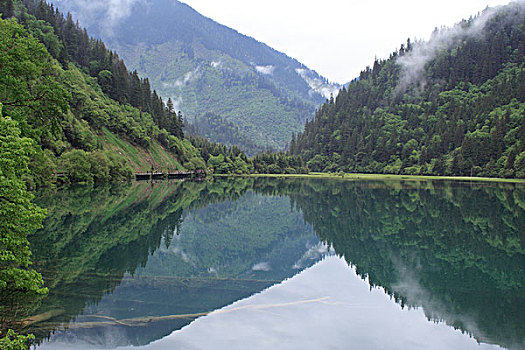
[0,0,206,187]
[280,178,525,349]
[291,3,525,178]
[46,0,340,152]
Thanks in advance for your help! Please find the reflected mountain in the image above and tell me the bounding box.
[3,178,523,350]
[25,179,323,348]
[271,178,524,350]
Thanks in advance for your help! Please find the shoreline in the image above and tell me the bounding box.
[215,172,525,184]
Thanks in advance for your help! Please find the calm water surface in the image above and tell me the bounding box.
[11,178,525,349]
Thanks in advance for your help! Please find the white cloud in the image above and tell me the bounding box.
[181,0,513,83]
[171,96,183,112]
[396,3,523,93]
[52,0,142,36]
[296,69,340,99]
[292,242,330,269]
[53,0,515,83]
[252,262,271,271]
[163,68,200,88]
[255,65,275,75]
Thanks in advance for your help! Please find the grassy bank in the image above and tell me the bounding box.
[240,172,525,184]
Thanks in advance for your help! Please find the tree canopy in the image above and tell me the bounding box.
[291,4,525,178]
[0,104,46,294]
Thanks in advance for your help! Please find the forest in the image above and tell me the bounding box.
[51,0,329,152]
[1,0,524,347]
[0,2,306,345]
[290,3,525,178]
[257,178,524,349]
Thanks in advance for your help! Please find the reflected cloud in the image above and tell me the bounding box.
[292,242,330,270]
[252,262,271,271]
[391,257,494,346]
[125,256,502,350]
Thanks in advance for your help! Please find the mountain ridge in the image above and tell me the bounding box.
[48,0,340,152]
[291,2,525,178]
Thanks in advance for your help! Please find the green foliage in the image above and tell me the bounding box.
[0,17,69,139]
[0,8,208,185]
[58,149,133,184]
[186,112,262,155]
[169,63,315,150]
[292,4,525,178]
[0,329,34,350]
[0,0,15,18]
[190,135,306,175]
[190,136,249,174]
[0,109,47,295]
[16,0,184,140]
[24,148,56,190]
[58,149,92,184]
[280,178,525,349]
[43,0,332,151]
[252,152,307,174]
[306,154,328,172]
[515,152,525,178]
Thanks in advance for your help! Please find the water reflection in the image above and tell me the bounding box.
[128,256,502,350]
[1,178,522,349]
[281,178,525,349]
[28,179,322,348]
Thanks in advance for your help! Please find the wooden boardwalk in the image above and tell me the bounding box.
[135,170,206,180]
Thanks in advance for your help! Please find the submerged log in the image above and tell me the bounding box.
[22,309,65,327]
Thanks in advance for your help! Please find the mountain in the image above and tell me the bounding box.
[283,178,525,349]
[0,0,211,188]
[1,0,308,184]
[291,2,525,178]
[25,179,323,346]
[47,0,340,153]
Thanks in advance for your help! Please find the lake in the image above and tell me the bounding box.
[8,178,525,349]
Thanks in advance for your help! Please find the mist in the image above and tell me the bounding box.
[396,1,525,93]
[51,0,142,36]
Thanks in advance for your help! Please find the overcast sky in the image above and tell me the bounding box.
[180,0,513,83]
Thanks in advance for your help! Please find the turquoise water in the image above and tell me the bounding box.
[17,178,525,349]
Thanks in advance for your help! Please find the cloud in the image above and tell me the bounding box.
[171,96,183,112]
[296,68,340,99]
[390,257,488,341]
[292,242,330,270]
[163,67,200,88]
[396,2,524,93]
[255,65,275,75]
[252,262,271,271]
[51,0,142,36]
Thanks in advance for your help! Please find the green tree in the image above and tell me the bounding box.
[59,149,93,184]
[514,151,525,178]
[0,107,46,295]
[0,105,48,348]
[97,70,113,94]
[0,0,15,19]
[290,5,524,178]
[0,330,34,350]
[0,17,69,139]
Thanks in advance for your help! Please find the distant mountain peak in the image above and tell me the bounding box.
[48,0,338,152]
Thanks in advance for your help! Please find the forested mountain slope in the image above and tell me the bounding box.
[291,2,525,178]
[0,0,207,187]
[47,0,340,152]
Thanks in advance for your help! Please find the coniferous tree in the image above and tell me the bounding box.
[0,0,15,18]
[291,3,524,178]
